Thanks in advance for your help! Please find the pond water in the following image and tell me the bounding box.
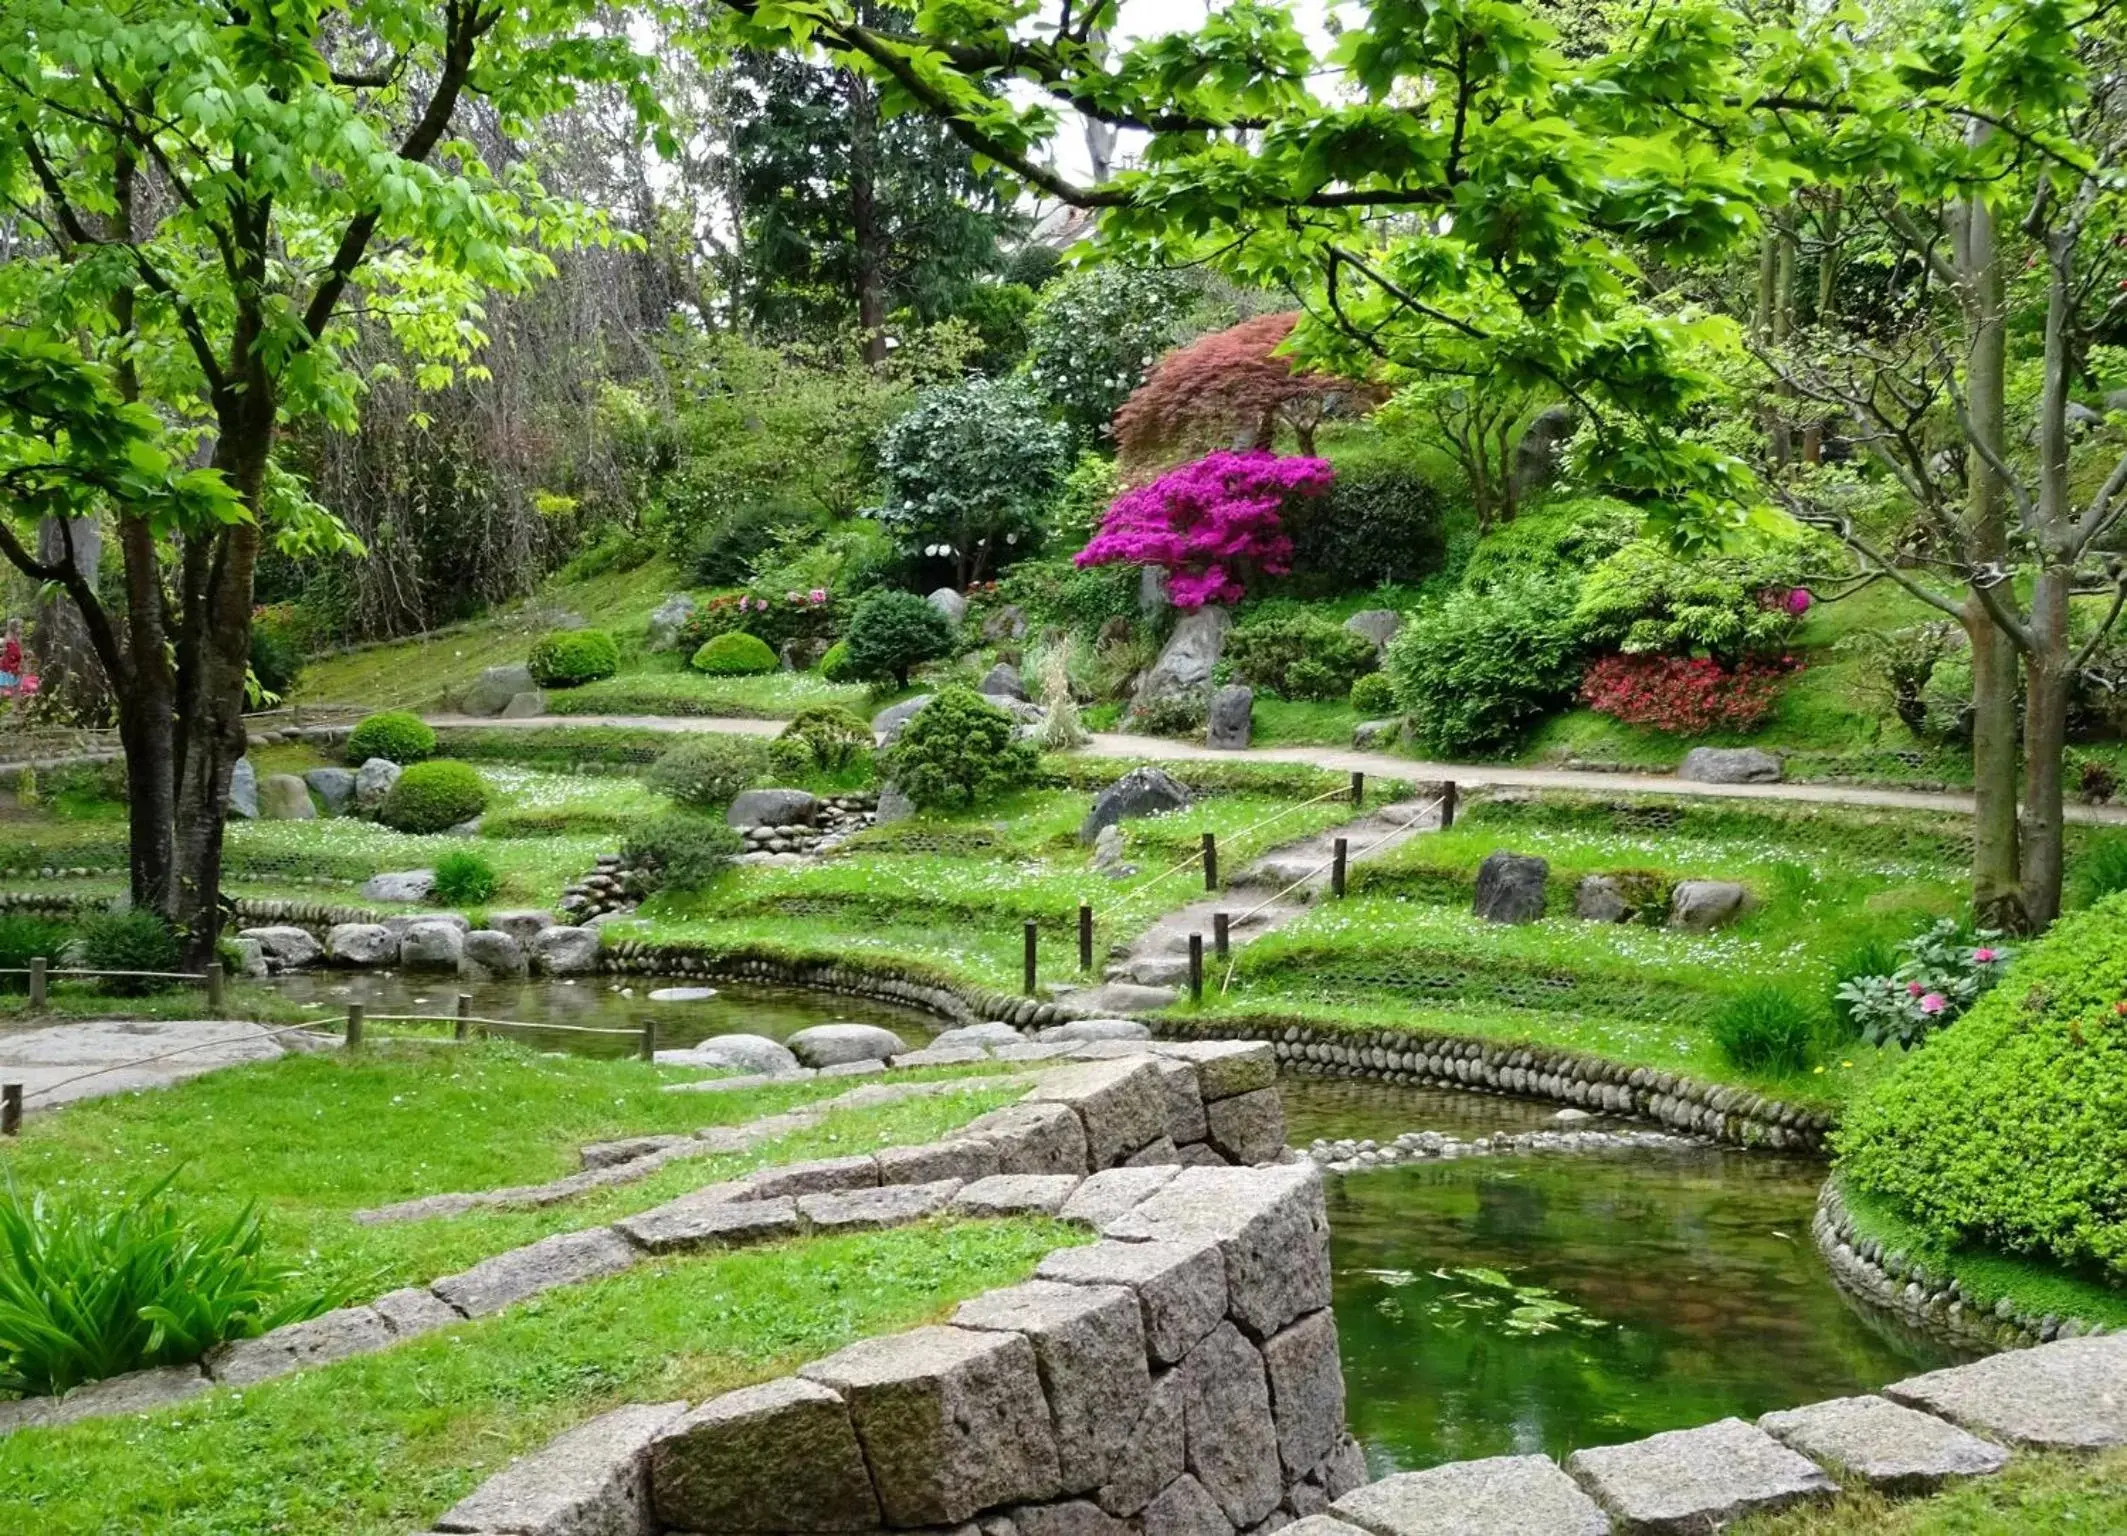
[1289,1077,1971,1474]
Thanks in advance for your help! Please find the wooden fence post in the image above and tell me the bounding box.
[1,1083,20,1136]
[1351,770,1365,807]
[1332,838,1348,898]
[1023,920,1039,995]
[1202,832,1218,891]
[345,1004,365,1048]
[1213,911,1231,959]
[1188,933,1204,1002]
[1441,780,1458,829]
[455,993,472,1042]
[639,1018,658,1062]
[1078,905,1094,972]
[206,961,225,1012]
[28,956,45,1009]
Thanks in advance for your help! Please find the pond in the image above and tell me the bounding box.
[1284,1080,1971,1475]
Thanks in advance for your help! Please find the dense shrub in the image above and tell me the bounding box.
[1349,672,1398,716]
[1459,497,1638,588]
[73,910,180,996]
[1382,575,1582,755]
[2071,833,2127,908]
[687,503,790,587]
[0,914,71,992]
[646,734,772,812]
[843,590,956,687]
[1129,688,1211,738]
[378,760,490,834]
[1578,654,1798,734]
[1077,451,1332,609]
[873,377,1073,571]
[1710,987,1822,1075]
[881,687,1040,809]
[527,629,620,688]
[1573,541,1810,662]
[691,632,779,676]
[346,711,436,766]
[1832,917,2009,1048]
[996,556,1138,636]
[1284,464,1447,591]
[621,813,745,894]
[1224,613,1377,700]
[0,1175,334,1396]
[677,590,834,653]
[433,849,499,906]
[772,707,875,775]
[2076,755,2119,806]
[1834,893,2127,1279]
[247,623,302,702]
[819,640,855,682]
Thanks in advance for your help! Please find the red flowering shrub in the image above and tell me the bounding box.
[1579,653,1799,734]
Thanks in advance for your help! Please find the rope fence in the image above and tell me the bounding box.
[0,958,226,1010]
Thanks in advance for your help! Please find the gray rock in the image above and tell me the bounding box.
[648,987,716,1004]
[616,1192,800,1254]
[1140,1473,1234,1536]
[1135,606,1233,707]
[530,924,601,976]
[384,911,470,939]
[746,1155,880,1200]
[728,788,822,829]
[1575,875,1628,923]
[2067,400,2105,432]
[982,663,1031,701]
[1139,567,1171,618]
[1678,746,1783,784]
[1040,1018,1152,1044]
[1145,1041,1276,1102]
[873,695,935,745]
[644,593,699,652]
[1321,1436,1369,1499]
[400,919,466,972]
[798,1178,966,1233]
[1565,1417,1836,1533]
[1105,1165,1332,1341]
[1080,767,1193,846]
[325,922,398,967]
[1332,1457,1608,1536]
[1884,1332,2127,1449]
[1146,1057,1209,1146]
[984,604,1030,642]
[1668,880,1750,931]
[876,780,916,824]
[1013,1498,1133,1536]
[1204,1088,1285,1166]
[1207,686,1253,751]
[1260,1310,1343,1479]
[964,1101,1091,1177]
[228,936,268,978]
[227,756,259,820]
[436,1400,685,1535]
[1179,1321,1283,1527]
[1342,610,1402,651]
[889,1046,989,1069]
[304,767,357,816]
[1281,1522,1367,1536]
[501,690,547,719]
[1057,1166,1184,1232]
[956,1279,1152,1492]
[1031,1057,1169,1168]
[44,1364,211,1429]
[650,1377,880,1533]
[658,1033,800,1076]
[430,1227,638,1317]
[1093,822,1129,873]
[461,662,538,718]
[205,1305,392,1386]
[781,636,832,672]
[954,1174,1085,1218]
[1097,1366,1188,1515]
[242,925,322,969]
[1040,1237,1227,1367]
[259,772,316,820]
[876,1139,1001,1188]
[362,869,436,904]
[354,756,403,812]
[489,909,556,944]
[799,1325,1063,1524]
[462,929,528,981]
[786,1022,906,1068]
[1511,404,1577,500]
[1352,719,1400,750]
[373,1285,463,1338]
[1473,850,1548,924]
[929,588,969,624]
[933,1022,1025,1050]
[1759,1395,2009,1493]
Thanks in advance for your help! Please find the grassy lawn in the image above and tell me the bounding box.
[545,666,886,720]
[0,1218,1078,1536]
[1734,1449,2127,1534]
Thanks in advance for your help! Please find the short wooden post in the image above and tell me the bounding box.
[1440,780,1458,829]
[1188,933,1204,1002]
[1078,904,1094,972]
[205,961,225,1012]
[1213,910,1231,959]
[639,1018,658,1062]
[1023,920,1039,995]
[345,1004,365,1049]
[455,993,472,1042]
[1,1083,20,1136]
[1351,770,1365,808]
[28,956,45,1009]
[1201,832,1218,891]
[1332,838,1348,898]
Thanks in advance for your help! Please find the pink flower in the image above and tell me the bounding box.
[1906,981,1925,996]
[1786,587,1814,615]
[1972,947,1999,964]
[809,588,827,604]
[1919,993,1947,1014]
[1076,450,1332,610]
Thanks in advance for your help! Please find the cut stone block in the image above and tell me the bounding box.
[1010,1499,1132,1536]
[1139,1472,1235,1536]
[616,1192,799,1254]
[744,1155,879,1200]
[1038,1237,1227,1366]
[1204,1089,1285,1166]
[1096,1366,1187,1516]
[876,1138,1001,1187]
[1029,1057,1169,1168]
[204,1304,392,1386]
[1320,1436,1368,1499]
[1566,1417,1836,1533]
[582,1134,691,1170]
[1146,1041,1277,1102]
[1125,1135,1182,1168]
[1280,1522,1368,1536]
[1884,1333,2127,1450]
[45,1364,210,1427]
[1058,1165,1181,1230]
[800,1325,1062,1525]
[650,1376,880,1532]
[1105,1165,1331,1339]
[1148,1057,1209,1146]
[954,1174,1084,1218]
[374,1285,465,1337]
[798,1178,963,1233]
[993,1042,1075,1064]
[431,1227,638,1317]
[1261,1309,1344,1479]
[956,1280,1151,1493]
[435,1400,684,1535]
[1759,1395,2009,1493]
[1332,1457,1608,1536]
[1179,1320,1283,1528]
[787,1022,905,1067]
[964,1103,1093,1179]
[890,1046,992,1068]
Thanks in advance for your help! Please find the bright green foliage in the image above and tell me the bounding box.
[874,378,1073,577]
[1710,987,1821,1075]
[1461,499,1641,589]
[1836,893,2127,1280]
[527,630,620,688]
[819,640,856,682]
[622,813,745,894]
[1573,541,1809,662]
[72,910,180,997]
[691,632,779,676]
[843,590,956,687]
[347,712,438,766]
[881,687,1039,809]
[1349,672,1398,716]
[433,850,500,906]
[774,707,876,774]
[1225,614,1378,700]
[1025,267,1205,442]
[0,914,71,992]
[1383,576,1582,755]
[378,761,490,835]
[646,735,772,813]
[2070,835,2127,910]
[0,1174,335,1396]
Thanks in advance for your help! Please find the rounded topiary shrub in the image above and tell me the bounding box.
[691,631,778,676]
[1834,892,2127,1281]
[880,686,1039,810]
[346,711,436,766]
[528,629,620,688]
[772,706,875,776]
[842,590,955,688]
[646,733,772,812]
[819,640,855,682]
[73,909,181,997]
[378,760,490,834]
[1349,672,1398,716]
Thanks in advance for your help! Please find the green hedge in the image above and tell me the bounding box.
[430,726,671,770]
[346,711,436,766]
[1834,892,2127,1281]
[378,761,490,834]
[528,629,621,688]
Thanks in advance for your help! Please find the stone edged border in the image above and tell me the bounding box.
[1813,1180,2112,1352]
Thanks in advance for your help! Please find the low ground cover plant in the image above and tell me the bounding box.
[433,849,500,905]
[379,761,491,834]
[73,910,182,996]
[346,711,436,765]
[647,733,772,812]
[691,631,779,676]
[527,629,620,688]
[881,687,1039,809]
[1832,918,2008,1048]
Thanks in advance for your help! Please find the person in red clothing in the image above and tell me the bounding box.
[0,620,23,689]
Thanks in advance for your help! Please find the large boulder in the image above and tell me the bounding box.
[1133,606,1231,708]
[1473,851,1549,924]
[304,767,357,816]
[1511,404,1577,500]
[325,923,398,967]
[872,695,934,746]
[645,593,699,652]
[226,757,259,820]
[728,788,821,829]
[780,637,832,672]
[979,662,1029,702]
[399,919,465,972]
[927,587,968,625]
[875,781,915,825]
[1079,767,1192,846]
[982,605,1029,642]
[362,869,436,904]
[242,926,321,970]
[462,928,529,980]
[1207,685,1253,751]
[259,773,315,821]
[786,1022,906,1068]
[531,924,601,976]
[461,662,537,717]
[354,756,402,813]
[500,691,546,719]
[489,909,556,944]
[1575,876,1629,923]
[657,1033,802,1076]
[1669,880,1751,930]
[1343,609,1403,651]
[1679,746,1784,785]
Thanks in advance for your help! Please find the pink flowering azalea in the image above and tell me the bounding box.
[1786,587,1814,615]
[1906,980,1925,996]
[1972,947,1999,964]
[1919,992,1947,1014]
[809,588,828,604]
[1076,450,1333,609]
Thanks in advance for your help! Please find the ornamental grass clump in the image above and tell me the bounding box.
[1709,986,1823,1076]
[73,909,181,996]
[1075,450,1332,609]
[432,848,499,905]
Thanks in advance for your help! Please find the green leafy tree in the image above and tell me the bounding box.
[1025,265,1202,444]
[875,378,1073,583]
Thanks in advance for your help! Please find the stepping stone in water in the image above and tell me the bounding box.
[1885,1333,2127,1450]
[1566,1417,1836,1533]
[1759,1395,2009,1493]
[648,986,717,1002]
[1331,1455,1609,1536]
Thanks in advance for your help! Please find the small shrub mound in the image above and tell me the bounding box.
[819,640,855,682]
[881,687,1039,809]
[432,849,499,905]
[1224,613,1377,701]
[346,710,436,766]
[378,760,489,834]
[528,629,620,688]
[647,734,772,812]
[1349,671,1398,717]
[1709,986,1822,1075]
[621,813,745,895]
[843,590,956,687]
[1835,892,2127,1281]
[1382,574,1581,755]
[0,914,71,992]
[691,631,778,676]
[772,707,874,777]
[73,909,180,996]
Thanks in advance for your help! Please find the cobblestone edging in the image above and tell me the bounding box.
[1813,1180,2112,1352]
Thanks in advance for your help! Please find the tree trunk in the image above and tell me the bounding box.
[33,516,110,718]
[2020,565,2072,928]
[846,66,887,366]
